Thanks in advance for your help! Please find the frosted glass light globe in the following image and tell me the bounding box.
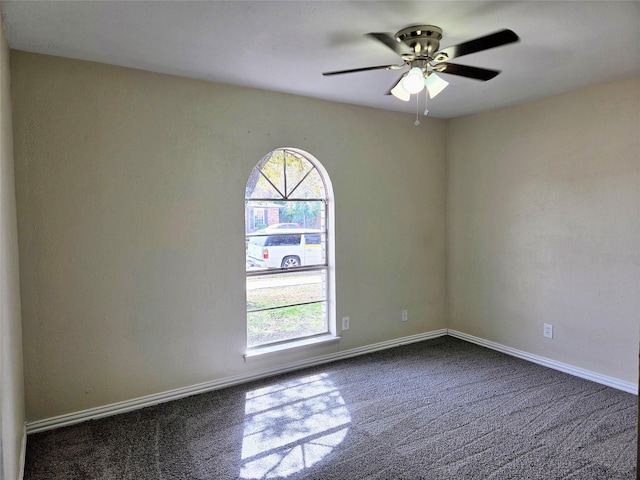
[402,67,425,94]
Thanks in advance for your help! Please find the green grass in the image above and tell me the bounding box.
[246,280,323,311]
[247,302,326,347]
[246,273,327,347]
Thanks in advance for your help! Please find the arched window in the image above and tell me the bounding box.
[245,148,333,349]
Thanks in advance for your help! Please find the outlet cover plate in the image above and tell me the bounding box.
[342,317,350,331]
[543,323,553,339]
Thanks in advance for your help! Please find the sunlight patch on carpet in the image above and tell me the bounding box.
[240,373,351,479]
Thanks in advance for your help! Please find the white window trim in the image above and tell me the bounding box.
[245,148,336,354]
[244,334,340,360]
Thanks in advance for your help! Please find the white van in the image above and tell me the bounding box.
[247,229,323,269]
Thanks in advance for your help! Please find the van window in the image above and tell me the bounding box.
[305,233,321,245]
[248,236,267,246]
[267,234,301,246]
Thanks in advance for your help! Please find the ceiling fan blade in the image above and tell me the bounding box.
[433,29,519,61]
[367,32,413,56]
[433,63,500,81]
[322,64,403,76]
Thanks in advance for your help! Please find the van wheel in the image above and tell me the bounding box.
[281,256,300,268]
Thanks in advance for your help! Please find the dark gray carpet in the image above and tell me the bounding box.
[24,336,637,479]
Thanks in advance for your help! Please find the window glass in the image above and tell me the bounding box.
[288,169,325,199]
[245,149,330,348]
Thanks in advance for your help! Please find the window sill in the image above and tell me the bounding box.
[244,334,340,360]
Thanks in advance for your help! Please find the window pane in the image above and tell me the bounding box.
[288,168,325,199]
[246,150,325,202]
[284,152,313,197]
[246,166,281,199]
[252,172,284,199]
[259,152,285,196]
[247,302,327,347]
[277,200,324,229]
[245,200,324,233]
[247,271,326,312]
[246,230,326,270]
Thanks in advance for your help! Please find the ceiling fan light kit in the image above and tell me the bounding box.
[402,67,426,94]
[390,81,411,102]
[323,24,519,123]
[426,72,449,98]
[391,69,450,102]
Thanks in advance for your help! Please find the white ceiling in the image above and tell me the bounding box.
[1,1,639,118]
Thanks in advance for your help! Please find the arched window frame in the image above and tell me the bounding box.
[245,148,336,353]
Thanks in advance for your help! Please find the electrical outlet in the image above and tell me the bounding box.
[543,323,553,339]
[342,317,350,331]
[402,310,408,322]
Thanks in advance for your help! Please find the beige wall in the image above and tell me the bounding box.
[10,52,448,421]
[447,76,640,384]
[0,15,25,480]
[10,48,637,428]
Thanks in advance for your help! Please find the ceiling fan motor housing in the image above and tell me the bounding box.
[395,25,443,60]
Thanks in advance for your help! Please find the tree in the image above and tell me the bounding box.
[280,201,322,229]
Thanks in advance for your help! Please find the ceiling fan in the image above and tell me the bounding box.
[323,25,519,103]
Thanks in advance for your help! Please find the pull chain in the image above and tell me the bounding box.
[414,90,420,126]
[424,89,429,117]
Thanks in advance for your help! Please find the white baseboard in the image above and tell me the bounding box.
[26,329,448,434]
[28,328,634,435]
[447,329,638,395]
